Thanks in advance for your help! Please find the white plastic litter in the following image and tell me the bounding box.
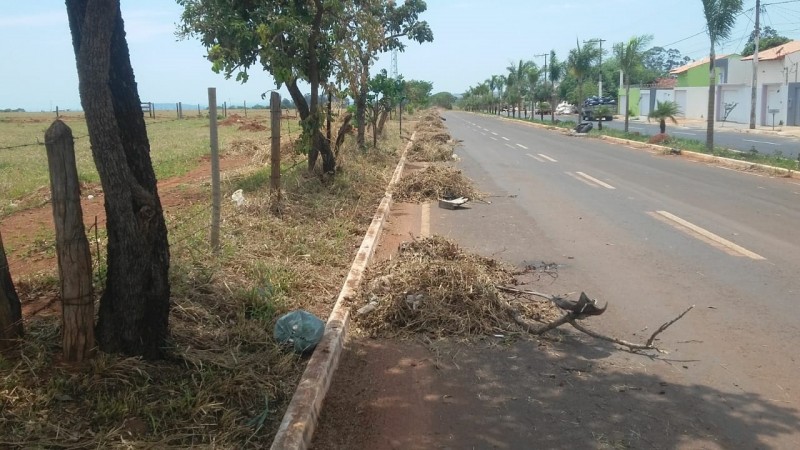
[231,189,245,207]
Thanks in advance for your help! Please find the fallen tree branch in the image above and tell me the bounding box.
[497,285,556,302]
[646,305,695,347]
[568,320,664,353]
[500,287,695,353]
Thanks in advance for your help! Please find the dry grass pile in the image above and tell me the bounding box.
[393,165,483,203]
[353,236,561,337]
[408,111,456,162]
[0,124,403,448]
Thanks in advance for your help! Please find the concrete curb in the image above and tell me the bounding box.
[598,134,800,180]
[489,114,798,180]
[270,132,416,450]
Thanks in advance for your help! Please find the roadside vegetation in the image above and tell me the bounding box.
[0,110,409,447]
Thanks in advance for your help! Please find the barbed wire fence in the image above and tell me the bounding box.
[1,92,296,275]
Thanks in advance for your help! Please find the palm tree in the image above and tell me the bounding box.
[548,50,563,123]
[525,64,541,119]
[568,39,601,119]
[701,0,743,151]
[495,75,506,116]
[487,76,498,114]
[614,35,653,133]
[648,100,680,134]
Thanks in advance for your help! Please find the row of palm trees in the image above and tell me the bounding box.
[461,50,565,122]
[461,36,657,133]
[460,0,744,149]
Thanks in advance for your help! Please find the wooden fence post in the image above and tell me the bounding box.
[208,88,221,252]
[270,92,282,214]
[0,230,23,352]
[44,120,95,362]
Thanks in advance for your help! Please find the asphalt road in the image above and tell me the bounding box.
[515,111,800,159]
[432,110,800,448]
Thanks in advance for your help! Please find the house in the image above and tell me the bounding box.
[669,54,748,121]
[665,41,800,126]
[618,77,676,118]
[741,40,800,126]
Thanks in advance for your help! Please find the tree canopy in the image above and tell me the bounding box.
[741,26,790,56]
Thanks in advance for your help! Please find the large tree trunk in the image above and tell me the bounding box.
[706,47,716,152]
[0,231,23,353]
[67,0,170,359]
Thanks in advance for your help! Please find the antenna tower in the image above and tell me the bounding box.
[390,49,399,79]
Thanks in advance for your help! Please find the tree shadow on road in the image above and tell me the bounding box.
[313,335,799,449]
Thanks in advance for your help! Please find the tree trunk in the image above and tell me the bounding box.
[67,0,170,359]
[377,109,389,136]
[660,119,666,134]
[45,120,95,362]
[707,46,716,152]
[624,78,631,133]
[0,231,23,353]
[356,59,369,150]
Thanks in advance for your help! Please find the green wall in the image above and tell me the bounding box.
[617,87,641,115]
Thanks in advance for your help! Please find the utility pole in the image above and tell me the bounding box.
[585,38,606,97]
[749,0,761,129]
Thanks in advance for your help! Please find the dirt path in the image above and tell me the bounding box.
[1,152,252,316]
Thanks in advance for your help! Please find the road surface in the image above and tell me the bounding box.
[313,112,800,449]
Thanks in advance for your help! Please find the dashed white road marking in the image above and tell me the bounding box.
[502,136,510,141]
[527,153,545,162]
[538,154,558,162]
[516,143,528,149]
[743,139,779,146]
[575,171,616,189]
[650,210,765,260]
[491,132,498,136]
[480,132,487,136]
[505,143,516,150]
[490,137,498,141]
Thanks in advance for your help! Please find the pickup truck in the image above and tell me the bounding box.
[581,96,616,121]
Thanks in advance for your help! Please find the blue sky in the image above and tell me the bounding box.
[1,0,798,111]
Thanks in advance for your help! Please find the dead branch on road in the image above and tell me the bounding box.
[498,286,694,353]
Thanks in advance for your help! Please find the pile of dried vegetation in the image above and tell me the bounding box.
[393,165,483,203]
[0,120,402,447]
[352,236,562,338]
[407,111,456,162]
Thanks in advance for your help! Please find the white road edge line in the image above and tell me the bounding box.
[673,131,696,135]
[538,154,558,162]
[575,171,615,189]
[516,143,528,149]
[652,210,765,260]
[742,139,779,146]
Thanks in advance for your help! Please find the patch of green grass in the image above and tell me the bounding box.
[234,168,271,193]
[0,113,252,217]
[593,127,799,170]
